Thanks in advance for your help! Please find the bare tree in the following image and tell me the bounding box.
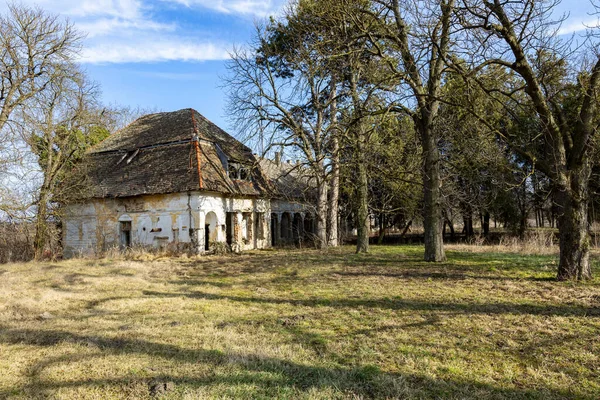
[225,19,341,249]
[454,0,600,280]
[16,69,109,259]
[0,3,81,133]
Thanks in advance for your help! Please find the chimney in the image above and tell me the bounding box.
[274,152,281,166]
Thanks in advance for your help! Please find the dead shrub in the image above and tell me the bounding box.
[210,241,230,255]
[453,229,558,255]
[0,222,35,263]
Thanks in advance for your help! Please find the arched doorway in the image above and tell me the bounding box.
[205,211,218,251]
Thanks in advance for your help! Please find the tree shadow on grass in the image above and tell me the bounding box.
[176,247,579,284]
[0,326,591,400]
[181,250,417,274]
[330,269,558,282]
[168,278,233,288]
[141,290,600,317]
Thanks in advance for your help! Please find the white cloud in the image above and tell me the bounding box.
[558,18,600,35]
[134,71,208,80]
[164,0,284,18]
[10,0,145,19]
[78,18,175,38]
[80,39,230,63]
[1,0,268,64]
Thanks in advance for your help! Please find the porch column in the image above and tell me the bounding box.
[232,211,243,253]
[248,212,254,245]
[192,211,206,255]
[276,213,282,245]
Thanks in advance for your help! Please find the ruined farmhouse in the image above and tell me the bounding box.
[62,109,315,257]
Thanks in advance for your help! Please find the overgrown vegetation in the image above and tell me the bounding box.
[0,3,155,261]
[1,246,598,399]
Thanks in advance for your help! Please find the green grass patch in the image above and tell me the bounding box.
[0,245,599,399]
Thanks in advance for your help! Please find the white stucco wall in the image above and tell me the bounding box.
[63,191,278,257]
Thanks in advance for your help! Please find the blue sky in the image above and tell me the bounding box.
[3,0,599,133]
[3,0,289,131]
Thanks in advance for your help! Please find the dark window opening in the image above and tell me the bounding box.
[228,162,252,181]
[228,164,238,179]
[271,214,278,246]
[226,212,235,245]
[205,224,210,250]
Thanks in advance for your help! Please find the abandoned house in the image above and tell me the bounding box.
[62,108,315,257]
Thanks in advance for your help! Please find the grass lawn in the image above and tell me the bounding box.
[0,245,599,399]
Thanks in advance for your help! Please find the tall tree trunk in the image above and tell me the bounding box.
[327,149,340,247]
[462,204,474,237]
[355,134,369,253]
[419,120,446,261]
[327,158,340,247]
[463,215,474,237]
[316,178,328,249]
[327,80,339,247]
[327,142,340,247]
[34,188,49,260]
[557,165,592,280]
[519,203,527,240]
[346,61,370,253]
[483,211,490,236]
[378,213,386,245]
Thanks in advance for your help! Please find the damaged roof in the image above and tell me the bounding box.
[258,158,316,201]
[78,108,270,199]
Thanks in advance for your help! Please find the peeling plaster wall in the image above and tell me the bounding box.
[63,193,194,257]
[63,191,279,257]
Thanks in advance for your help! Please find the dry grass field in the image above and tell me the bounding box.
[0,245,599,399]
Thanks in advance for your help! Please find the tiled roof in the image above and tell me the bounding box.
[76,109,270,199]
